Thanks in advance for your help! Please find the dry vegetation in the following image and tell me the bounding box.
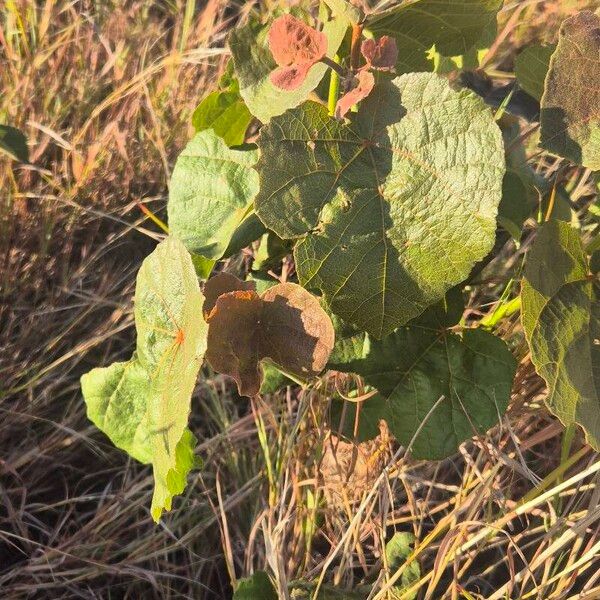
[1,1,599,599]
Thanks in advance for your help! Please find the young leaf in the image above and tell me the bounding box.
[81,237,207,521]
[330,327,515,460]
[385,532,421,599]
[229,8,349,122]
[335,70,375,119]
[268,15,328,91]
[514,44,555,102]
[522,221,600,450]
[366,0,502,74]
[192,89,252,147]
[361,36,398,71]
[206,279,335,396]
[167,129,259,260]
[0,124,29,162]
[540,11,600,169]
[255,73,505,338]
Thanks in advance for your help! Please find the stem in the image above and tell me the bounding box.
[350,23,364,70]
[480,296,521,329]
[320,55,345,77]
[327,55,341,116]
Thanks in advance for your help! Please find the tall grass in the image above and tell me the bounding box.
[1,1,599,599]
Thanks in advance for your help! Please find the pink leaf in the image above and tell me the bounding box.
[335,71,375,119]
[361,36,398,71]
[268,15,328,90]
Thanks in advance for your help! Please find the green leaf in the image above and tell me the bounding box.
[81,237,207,521]
[498,170,533,240]
[540,11,600,169]
[329,293,516,459]
[323,0,363,25]
[222,212,267,259]
[255,74,505,338]
[514,44,555,102]
[366,0,502,74]
[167,130,259,260]
[234,571,277,600]
[0,124,28,162]
[192,89,253,147]
[522,221,600,450]
[385,532,421,599]
[229,8,349,123]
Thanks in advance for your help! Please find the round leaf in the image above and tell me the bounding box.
[255,73,505,338]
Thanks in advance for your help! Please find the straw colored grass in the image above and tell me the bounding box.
[1,1,599,599]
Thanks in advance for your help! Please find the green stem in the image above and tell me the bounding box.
[327,55,341,116]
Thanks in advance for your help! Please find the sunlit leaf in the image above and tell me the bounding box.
[0,124,28,162]
[81,238,207,521]
[540,11,600,169]
[255,73,505,337]
[229,8,349,122]
[522,221,600,450]
[366,0,502,74]
[514,44,555,102]
[206,279,335,396]
[192,89,252,147]
[167,130,259,260]
[323,0,363,25]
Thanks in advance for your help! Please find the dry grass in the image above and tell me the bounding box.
[1,1,599,599]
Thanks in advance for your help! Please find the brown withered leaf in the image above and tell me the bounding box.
[335,70,375,119]
[206,283,335,396]
[268,15,328,91]
[203,272,255,317]
[361,36,398,71]
[540,11,600,170]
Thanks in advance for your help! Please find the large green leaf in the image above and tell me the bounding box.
[329,292,515,459]
[540,11,600,170]
[0,124,28,162]
[330,328,515,460]
[255,73,505,338]
[167,130,259,260]
[522,221,600,450]
[228,7,349,123]
[81,237,207,521]
[366,0,502,74]
[514,44,555,102]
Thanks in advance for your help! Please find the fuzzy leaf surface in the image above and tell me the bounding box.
[206,279,334,396]
[255,74,505,337]
[522,221,600,450]
[167,130,259,260]
[229,9,348,122]
[540,11,600,169]
[366,0,502,74]
[81,238,207,520]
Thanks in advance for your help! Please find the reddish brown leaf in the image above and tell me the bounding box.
[206,283,335,396]
[361,36,398,71]
[335,70,375,119]
[268,15,328,90]
[203,272,255,318]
